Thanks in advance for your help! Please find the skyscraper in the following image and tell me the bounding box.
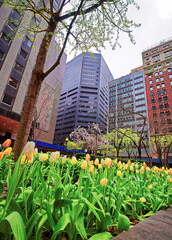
[0,2,67,143]
[109,67,149,139]
[53,53,114,145]
[142,37,172,135]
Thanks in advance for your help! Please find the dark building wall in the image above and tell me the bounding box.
[54,53,114,145]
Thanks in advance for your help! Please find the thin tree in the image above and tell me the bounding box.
[4,0,140,160]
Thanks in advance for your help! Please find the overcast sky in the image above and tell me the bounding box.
[67,0,172,79]
[101,0,172,79]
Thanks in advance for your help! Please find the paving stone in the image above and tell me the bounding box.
[112,207,172,240]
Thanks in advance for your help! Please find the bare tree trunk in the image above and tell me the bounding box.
[143,141,152,167]
[13,21,56,161]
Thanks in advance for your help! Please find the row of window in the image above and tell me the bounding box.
[153,119,171,126]
[152,103,169,111]
[150,89,167,97]
[150,83,166,91]
[151,96,168,104]
[153,111,170,118]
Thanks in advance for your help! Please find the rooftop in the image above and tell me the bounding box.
[143,36,172,52]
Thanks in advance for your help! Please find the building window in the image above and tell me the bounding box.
[152,106,156,111]
[157,90,161,95]
[167,68,171,72]
[148,75,152,79]
[14,62,23,72]
[159,71,163,75]
[8,77,18,88]
[166,111,170,116]
[19,49,28,59]
[158,97,162,102]
[7,20,17,30]
[161,83,165,88]
[160,112,164,117]
[156,78,159,82]
[160,77,164,81]
[151,99,155,104]
[162,89,166,94]
[170,81,172,86]
[149,80,152,84]
[24,36,32,47]
[159,104,163,110]
[166,62,170,66]
[165,103,169,109]
[155,129,159,134]
[161,120,166,125]
[154,121,158,126]
[156,84,160,89]
[167,119,172,124]
[155,72,158,76]
[151,92,154,97]
[2,94,13,106]
[150,86,153,91]
[0,50,5,60]
[0,32,11,44]
[169,74,172,79]
[153,113,157,118]
[163,96,168,101]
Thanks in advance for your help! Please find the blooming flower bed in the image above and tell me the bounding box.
[0,140,172,240]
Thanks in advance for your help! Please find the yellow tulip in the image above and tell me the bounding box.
[39,153,48,162]
[23,141,35,157]
[105,158,110,166]
[136,170,139,174]
[140,166,144,172]
[21,155,26,165]
[33,148,38,156]
[98,164,102,170]
[95,158,99,165]
[62,155,67,163]
[118,165,122,170]
[89,165,94,173]
[101,159,105,165]
[55,151,60,159]
[128,160,131,165]
[50,152,56,163]
[71,156,77,165]
[169,169,172,175]
[86,154,90,161]
[130,166,134,171]
[117,171,122,177]
[114,159,118,164]
[165,170,169,175]
[140,197,146,203]
[81,160,87,169]
[3,147,12,156]
[100,178,108,186]
[167,175,172,183]
[148,185,153,190]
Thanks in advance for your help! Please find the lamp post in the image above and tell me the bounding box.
[65,138,69,155]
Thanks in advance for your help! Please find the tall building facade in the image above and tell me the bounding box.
[109,67,149,140]
[53,53,114,145]
[0,2,67,143]
[142,37,172,135]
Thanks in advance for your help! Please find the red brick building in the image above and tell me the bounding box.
[142,37,172,135]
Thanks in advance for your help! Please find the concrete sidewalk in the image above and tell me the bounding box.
[112,206,172,240]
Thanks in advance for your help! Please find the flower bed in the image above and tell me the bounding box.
[0,140,172,240]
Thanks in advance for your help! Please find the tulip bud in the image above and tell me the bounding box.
[0,152,4,161]
[148,185,153,190]
[140,197,146,203]
[62,155,67,163]
[114,159,118,164]
[136,169,139,174]
[27,154,33,164]
[2,139,11,148]
[33,148,38,156]
[100,178,108,186]
[21,155,26,165]
[39,153,48,162]
[105,158,110,166]
[50,152,56,163]
[117,170,122,177]
[86,154,90,161]
[95,158,99,165]
[23,141,35,157]
[71,156,77,165]
[55,151,60,159]
[89,165,94,173]
[101,159,105,165]
[81,160,87,169]
[130,166,134,171]
[4,147,12,156]
[127,160,131,165]
[98,164,102,170]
